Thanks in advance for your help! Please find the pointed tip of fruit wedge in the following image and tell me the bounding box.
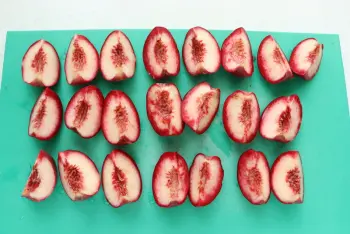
[22,39,60,87]
[100,30,136,81]
[182,26,221,76]
[257,35,293,84]
[65,34,99,85]
[271,151,304,204]
[182,82,220,134]
[289,38,323,80]
[102,149,142,208]
[143,26,180,80]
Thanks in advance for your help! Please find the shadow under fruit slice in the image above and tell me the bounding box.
[102,149,142,208]
[22,150,57,202]
[64,85,104,138]
[65,34,99,85]
[28,88,63,140]
[102,90,140,145]
[237,149,270,205]
[100,30,136,81]
[58,150,101,201]
[146,83,184,136]
[152,152,189,208]
[189,153,224,207]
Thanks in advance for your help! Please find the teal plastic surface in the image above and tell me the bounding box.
[0,29,349,234]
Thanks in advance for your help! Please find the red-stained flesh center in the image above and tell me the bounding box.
[27,166,41,192]
[197,93,212,118]
[230,39,246,64]
[246,167,262,196]
[73,99,90,128]
[112,166,128,196]
[114,105,128,133]
[239,99,252,131]
[31,47,47,73]
[191,37,206,64]
[33,98,47,129]
[154,39,168,64]
[155,91,173,123]
[278,106,291,133]
[198,162,210,194]
[273,47,283,64]
[286,167,301,194]
[307,45,321,63]
[111,42,128,67]
[166,166,180,199]
[64,164,83,192]
[72,42,86,71]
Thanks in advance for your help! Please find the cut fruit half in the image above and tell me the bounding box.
[58,150,101,201]
[102,90,140,145]
[189,153,224,207]
[289,38,324,80]
[146,83,184,136]
[181,82,220,134]
[64,34,99,85]
[22,39,60,87]
[143,27,180,79]
[22,150,57,202]
[223,90,260,144]
[260,95,302,143]
[28,88,63,140]
[100,30,136,81]
[257,35,293,84]
[182,27,221,76]
[237,149,270,205]
[64,85,104,138]
[271,151,304,204]
[152,152,189,208]
[221,27,254,77]
[102,149,142,208]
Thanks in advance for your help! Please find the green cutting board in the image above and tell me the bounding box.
[0,29,349,234]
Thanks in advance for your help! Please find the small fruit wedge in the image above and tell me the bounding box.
[260,95,302,143]
[22,150,57,202]
[189,153,224,207]
[223,90,260,144]
[102,90,140,145]
[146,83,184,136]
[100,30,136,81]
[29,88,63,140]
[221,27,254,77]
[22,39,60,87]
[271,151,304,204]
[237,149,270,205]
[181,82,220,134]
[58,150,101,201]
[289,38,324,80]
[102,149,142,208]
[64,85,104,138]
[182,27,221,76]
[257,35,293,84]
[65,34,99,85]
[152,152,189,208]
[143,27,180,79]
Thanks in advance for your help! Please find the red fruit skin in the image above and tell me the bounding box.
[143,27,180,80]
[28,88,63,140]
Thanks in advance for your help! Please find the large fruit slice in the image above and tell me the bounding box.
[102,90,140,145]
[223,90,260,144]
[64,85,104,138]
[58,150,101,201]
[152,152,189,207]
[181,82,220,134]
[146,83,184,136]
[22,150,57,202]
[221,27,254,77]
[64,34,99,85]
[182,27,221,76]
[257,35,293,84]
[260,95,302,143]
[100,30,136,81]
[102,149,142,208]
[22,39,60,87]
[289,38,324,80]
[28,88,63,140]
[143,27,180,79]
[189,153,224,207]
[237,149,270,205]
[271,151,304,204]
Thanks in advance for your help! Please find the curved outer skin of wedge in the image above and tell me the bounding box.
[143,27,180,79]
[257,35,293,84]
[221,27,254,77]
[146,83,184,136]
[289,38,324,80]
[28,88,63,140]
[100,30,136,81]
[22,39,60,87]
